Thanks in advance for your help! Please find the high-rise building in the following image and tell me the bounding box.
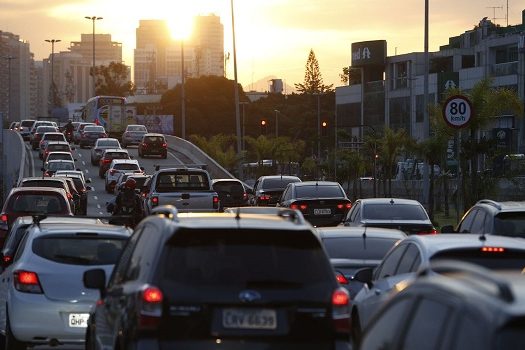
[69,34,123,64]
[191,15,224,77]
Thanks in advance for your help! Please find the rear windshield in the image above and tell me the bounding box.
[161,229,333,288]
[106,152,128,159]
[20,180,64,189]
[84,126,105,132]
[494,213,525,238]
[295,184,344,198]
[144,136,164,143]
[8,194,66,214]
[128,125,147,132]
[156,172,209,191]
[363,203,428,220]
[36,127,56,133]
[213,181,244,194]
[133,177,149,188]
[262,178,300,190]
[32,236,126,265]
[115,163,139,171]
[47,145,70,152]
[47,154,72,161]
[44,134,65,141]
[431,249,525,270]
[98,140,120,148]
[323,237,401,260]
[21,120,35,127]
[48,162,75,171]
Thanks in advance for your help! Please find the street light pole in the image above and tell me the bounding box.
[181,39,186,139]
[422,0,430,208]
[85,16,103,97]
[45,39,61,87]
[274,109,279,138]
[240,102,248,151]
[231,0,243,178]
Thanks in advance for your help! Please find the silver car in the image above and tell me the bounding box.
[121,124,148,148]
[0,217,130,348]
[90,138,121,165]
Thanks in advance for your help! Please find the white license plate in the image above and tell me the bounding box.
[68,313,89,328]
[314,208,331,215]
[222,308,277,330]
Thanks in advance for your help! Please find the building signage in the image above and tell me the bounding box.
[442,95,473,129]
[351,40,387,67]
[437,72,459,102]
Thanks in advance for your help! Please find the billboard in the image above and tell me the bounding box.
[135,115,174,135]
[351,40,387,67]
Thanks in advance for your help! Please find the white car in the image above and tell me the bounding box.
[105,159,143,193]
[45,151,76,163]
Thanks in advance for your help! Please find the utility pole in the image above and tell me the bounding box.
[181,39,186,139]
[423,0,430,209]
[231,0,243,178]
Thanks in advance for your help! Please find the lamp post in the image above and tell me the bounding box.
[1,55,15,203]
[231,0,243,178]
[240,102,248,151]
[274,109,279,137]
[45,39,61,87]
[354,124,377,197]
[181,39,186,139]
[85,16,103,97]
[314,93,322,160]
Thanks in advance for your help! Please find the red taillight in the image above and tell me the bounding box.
[335,272,349,285]
[337,202,352,210]
[67,193,72,199]
[14,270,43,294]
[481,247,505,253]
[151,196,159,207]
[139,286,163,329]
[418,228,438,235]
[142,143,147,148]
[1,214,7,223]
[290,203,307,212]
[242,192,248,201]
[332,287,351,333]
[103,159,111,164]
[213,195,219,209]
[259,194,270,201]
[143,287,163,303]
[3,255,11,263]
[162,143,167,148]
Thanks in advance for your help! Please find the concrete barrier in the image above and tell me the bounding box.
[2,130,26,197]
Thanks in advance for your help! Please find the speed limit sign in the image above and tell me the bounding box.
[442,95,473,129]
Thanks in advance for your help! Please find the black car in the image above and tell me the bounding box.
[138,133,168,158]
[211,179,252,211]
[54,174,91,215]
[277,181,352,227]
[251,175,302,206]
[84,211,351,349]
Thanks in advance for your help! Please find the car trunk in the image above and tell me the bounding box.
[363,220,435,235]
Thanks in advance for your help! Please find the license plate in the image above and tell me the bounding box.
[314,208,331,215]
[222,308,277,330]
[68,313,89,328]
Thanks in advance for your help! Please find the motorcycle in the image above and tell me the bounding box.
[64,130,74,143]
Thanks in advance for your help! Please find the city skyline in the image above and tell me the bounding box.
[2,0,524,91]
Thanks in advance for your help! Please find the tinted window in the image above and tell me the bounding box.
[84,126,105,132]
[144,136,164,143]
[47,145,70,152]
[323,237,400,260]
[376,244,407,279]
[458,209,478,233]
[132,177,149,188]
[403,298,451,350]
[213,181,244,194]
[36,127,56,133]
[494,212,525,238]
[21,180,64,189]
[3,224,30,256]
[156,173,210,191]
[48,162,75,171]
[21,120,35,127]
[128,125,147,132]
[98,140,120,148]
[8,194,66,213]
[295,184,344,198]
[47,154,72,161]
[106,152,128,159]
[470,210,487,234]
[45,134,65,141]
[161,229,332,289]
[363,203,428,220]
[396,243,421,274]
[262,178,300,189]
[115,164,140,171]
[431,249,525,270]
[32,236,126,265]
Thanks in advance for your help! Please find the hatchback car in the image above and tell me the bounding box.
[84,212,351,349]
[122,124,148,148]
[138,133,167,158]
[90,138,121,165]
[30,126,58,150]
[211,178,251,211]
[17,177,77,213]
[277,181,352,227]
[251,175,302,206]
[79,125,107,148]
[42,160,77,177]
[98,149,131,178]
[19,119,36,141]
[42,141,74,163]
[38,133,67,159]
[29,120,57,138]
[73,123,95,144]
[341,198,437,235]
[105,159,143,193]
[54,174,92,215]
[0,217,130,349]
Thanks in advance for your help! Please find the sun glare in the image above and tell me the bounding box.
[168,16,194,40]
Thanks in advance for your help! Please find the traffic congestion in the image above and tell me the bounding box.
[0,119,524,350]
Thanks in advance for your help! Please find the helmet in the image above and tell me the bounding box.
[124,178,137,190]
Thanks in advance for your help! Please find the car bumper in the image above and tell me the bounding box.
[150,339,350,350]
[9,290,93,344]
[304,214,345,227]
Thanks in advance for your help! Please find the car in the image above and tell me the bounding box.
[211,178,252,211]
[83,211,351,349]
[19,119,36,141]
[0,187,73,242]
[45,151,76,163]
[105,159,144,193]
[341,198,437,235]
[54,173,92,215]
[42,141,74,162]
[277,181,352,226]
[79,125,107,148]
[223,206,307,217]
[114,172,150,194]
[350,233,525,345]
[42,159,78,177]
[90,138,121,165]
[9,122,20,131]
[137,133,167,158]
[17,177,77,213]
[54,170,89,185]
[38,132,67,159]
[251,175,302,206]
[121,124,148,148]
[360,260,525,350]
[442,199,525,237]
[0,216,131,349]
[317,226,406,299]
[30,125,58,150]
[73,122,95,145]
[98,149,131,178]
[29,120,57,139]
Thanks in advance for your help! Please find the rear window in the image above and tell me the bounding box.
[8,194,66,214]
[128,125,147,132]
[363,203,428,220]
[161,229,333,288]
[36,127,56,133]
[45,134,65,141]
[431,249,525,270]
[295,184,344,198]
[115,163,139,171]
[132,177,149,188]
[47,154,72,161]
[21,120,35,127]
[32,236,126,265]
[85,126,105,132]
[323,237,401,260]
[20,180,64,189]
[47,145,70,152]
[156,172,209,191]
[144,136,164,143]
[262,178,300,190]
[98,140,120,148]
[106,152,128,159]
[213,181,244,194]
[494,213,525,238]
[48,162,75,171]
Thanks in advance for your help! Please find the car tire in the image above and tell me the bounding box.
[6,314,25,350]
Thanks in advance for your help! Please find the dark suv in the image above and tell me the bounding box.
[84,211,351,350]
[360,260,525,349]
[138,133,167,159]
[442,199,525,237]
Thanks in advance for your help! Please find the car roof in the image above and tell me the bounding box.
[102,149,127,154]
[316,226,407,240]
[42,132,64,136]
[47,151,72,155]
[259,175,301,180]
[474,199,525,213]
[212,178,243,184]
[96,138,119,143]
[143,133,164,137]
[20,177,67,183]
[45,141,69,145]
[356,198,424,206]
[46,159,74,164]
[291,181,341,187]
[28,221,131,238]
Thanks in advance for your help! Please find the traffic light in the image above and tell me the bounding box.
[321,121,328,136]
[260,119,267,135]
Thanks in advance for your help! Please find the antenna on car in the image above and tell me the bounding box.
[235,207,241,221]
[390,198,395,205]
[479,232,487,242]
[362,225,367,249]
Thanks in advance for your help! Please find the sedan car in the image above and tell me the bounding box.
[105,159,144,193]
[138,133,167,158]
[277,181,352,226]
[0,217,130,349]
[45,151,76,163]
[98,149,131,178]
[90,138,121,165]
[38,132,67,159]
[42,160,78,177]
[30,126,58,150]
[73,122,95,145]
[251,175,302,206]
[79,125,107,148]
[341,197,437,235]
[121,124,148,148]
[42,142,74,163]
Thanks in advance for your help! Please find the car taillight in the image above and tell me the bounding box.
[103,159,111,164]
[335,272,349,285]
[259,194,270,201]
[213,195,219,209]
[0,214,7,223]
[290,203,308,212]
[14,270,43,294]
[243,192,248,201]
[3,255,11,264]
[142,143,147,148]
[151,196,159,207]
[332,287,350,333]
[417,228,438,235]
[139,286,163,330]
[67,193,72,199]
[481,247,505,253]
[162,143,167,148]
[337,202,352,210]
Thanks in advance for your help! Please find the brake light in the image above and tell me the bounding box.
[151,196,159,207]
[259,194,270,201]
[337,202,352,210]
[139,286,163,330]
[162,143,167,148]
[66,193,72,199]
[143,287,163,303]
[141,143,147,148]
[0,214,7,223]
[243,192,248,201]
[335,272,349,285]
[213,195,219,209]
[332,287,351,333]
[14,270,43,294]
[3,255,11,263]
[417,228,438,235]
[103,159,111,164]
[481,247,505,253]
[290,203,307,212]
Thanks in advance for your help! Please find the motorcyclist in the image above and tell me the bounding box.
[64,120,74,142]
[111,178,144,227]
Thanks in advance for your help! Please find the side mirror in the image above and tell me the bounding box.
[440,225,455,233]
[353,267,374,287]
[83,269,107,296]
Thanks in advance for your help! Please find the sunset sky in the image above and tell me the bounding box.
[2,0,524,90]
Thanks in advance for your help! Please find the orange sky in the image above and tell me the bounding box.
[2,0,524,90]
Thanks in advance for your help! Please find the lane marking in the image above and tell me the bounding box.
[82,161,86,166]
[93,196,98,200]
[85,169,89,173]
[97,204,101,209]
[168,152,184,164]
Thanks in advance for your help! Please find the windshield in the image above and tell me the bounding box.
[8,194,66,213]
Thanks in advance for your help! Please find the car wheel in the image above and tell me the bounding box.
[6,314,25,350]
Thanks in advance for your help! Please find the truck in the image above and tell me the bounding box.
[82,96,128,140]
[143,166,220,214]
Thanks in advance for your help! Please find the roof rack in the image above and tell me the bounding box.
[154,164,208,172]
[419,260,514,303]
[150,205,179,221]
[476,199,502,210]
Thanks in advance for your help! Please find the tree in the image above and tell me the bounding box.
[340,67,362,85]
[295,49,333,94]
[92,62,135,97]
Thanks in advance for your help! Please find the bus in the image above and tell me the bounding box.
[82,96,127,138]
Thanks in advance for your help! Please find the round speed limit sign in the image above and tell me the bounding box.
[442,95,473,129]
